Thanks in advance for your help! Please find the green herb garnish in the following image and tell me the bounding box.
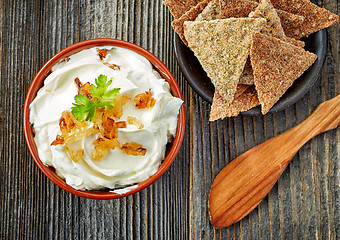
[71,74,120,121]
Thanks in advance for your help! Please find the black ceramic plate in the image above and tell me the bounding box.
[174,14,327,115]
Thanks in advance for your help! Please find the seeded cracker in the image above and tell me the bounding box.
[196,0,257,85]
[285,37,305,48]
[219,0,258,18]
[249,0,286,40]
[210,85,250,121]
[271,0,339,39]
[210,86,259,121]
[219,0,305,44]
[196,0,220,21]
[250,33,317,114]
[235,84,250,98]
[163,0,205,19]
[184,18,266,105]
[276,9,304,39]
[172,0,211,46]
[239,59,254,85]
[248,0,304,48]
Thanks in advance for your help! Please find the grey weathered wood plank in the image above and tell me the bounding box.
[0,0,339,239]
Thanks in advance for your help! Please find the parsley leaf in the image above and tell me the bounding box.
[102,88,121,101]
[71,75,120,121]
[91,74,112,99]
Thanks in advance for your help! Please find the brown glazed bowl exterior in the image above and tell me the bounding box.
[23,39,186,199]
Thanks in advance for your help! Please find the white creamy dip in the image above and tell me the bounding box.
[30,46,183,190]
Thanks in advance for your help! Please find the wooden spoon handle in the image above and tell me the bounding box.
[209,95,340,229]
[294,94,340,141]
[265,95,340,162]
[232,95,340,222]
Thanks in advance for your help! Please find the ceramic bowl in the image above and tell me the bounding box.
[23,39,186,199]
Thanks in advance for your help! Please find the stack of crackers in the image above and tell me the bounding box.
[163,0,338,120]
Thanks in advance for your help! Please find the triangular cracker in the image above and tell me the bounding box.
[248,0,304,47]
[235,84,250,98]
[249,0,287,41]
[163,0,205,19]
[276,9,304,39]
[250,33,317,114]
[210,86,259,121]
[196,0,304,46]
[184,18,266,106]
[271,0,339,39]
[285,37,305,48]
[239,59,254,85]
[196,0,220,21]
[219,0,258,18]
[220,0,306,44]
[172,0,210,45]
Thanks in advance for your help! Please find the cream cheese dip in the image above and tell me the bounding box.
[29,46,183,190]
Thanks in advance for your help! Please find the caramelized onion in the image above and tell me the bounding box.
[127,116,144,129]
[134,90,156,109]
[63,128,99,146]
[92,138,121,161]
[121,142,147,156]
[65,147,84,163]
[98,49,108,60]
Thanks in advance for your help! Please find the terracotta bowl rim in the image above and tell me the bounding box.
[23,38,186,199]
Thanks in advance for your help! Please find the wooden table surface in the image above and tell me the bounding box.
[0,0,339,239]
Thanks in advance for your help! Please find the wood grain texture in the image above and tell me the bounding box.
[209,95,340,229]
[0,0,339,239]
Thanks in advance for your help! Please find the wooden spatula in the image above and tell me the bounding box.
[209,95,340,229]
